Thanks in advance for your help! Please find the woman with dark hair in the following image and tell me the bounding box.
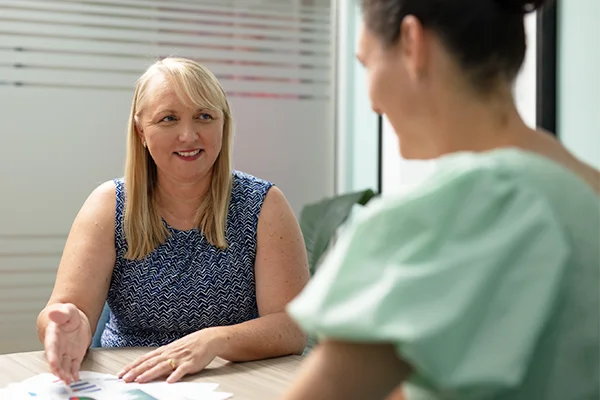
[280,0,599,399]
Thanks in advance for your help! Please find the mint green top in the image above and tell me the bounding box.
[288,149,600,400]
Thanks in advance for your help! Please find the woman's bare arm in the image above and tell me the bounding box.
[280,340,411,400]
[211,186,310,361]
[37,181,117,344]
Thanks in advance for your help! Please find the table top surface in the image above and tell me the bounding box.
[0,348,302,400]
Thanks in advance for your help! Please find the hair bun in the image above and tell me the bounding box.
[494,0,547,14]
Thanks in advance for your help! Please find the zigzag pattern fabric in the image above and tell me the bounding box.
[101,171,273,347]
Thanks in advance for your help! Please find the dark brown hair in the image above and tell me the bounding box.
[361,0,547,92]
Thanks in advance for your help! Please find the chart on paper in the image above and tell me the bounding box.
[0,371,232,400]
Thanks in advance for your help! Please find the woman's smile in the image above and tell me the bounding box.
[174,148,203,161]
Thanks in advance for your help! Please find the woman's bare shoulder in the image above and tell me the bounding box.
[72,180,118,231]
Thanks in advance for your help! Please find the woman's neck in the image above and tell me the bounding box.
[155,171,211,225]
[394,86,532,160]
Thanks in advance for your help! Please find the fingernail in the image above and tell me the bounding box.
[123,373,133,382]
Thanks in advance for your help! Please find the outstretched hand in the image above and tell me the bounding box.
[44,303,92,385]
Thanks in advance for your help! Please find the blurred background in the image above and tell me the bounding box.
[0,0,597,354]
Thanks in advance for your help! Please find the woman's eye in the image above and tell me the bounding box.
[197,113,213,120]
[160,115,176,122]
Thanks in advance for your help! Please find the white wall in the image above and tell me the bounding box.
[515,14,538,129]
[558,0,600,169]
[0,0,335,353]
[335,1,379,194]
[381,14,539,194]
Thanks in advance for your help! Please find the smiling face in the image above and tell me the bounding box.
[135,73,224,184]
[355,19,434,159]
[356,23,405,118]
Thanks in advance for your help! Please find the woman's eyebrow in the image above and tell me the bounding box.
[153,108,177,116]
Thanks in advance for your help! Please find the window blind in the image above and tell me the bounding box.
[0,0,335,354]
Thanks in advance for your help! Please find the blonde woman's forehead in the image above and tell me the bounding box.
[144,74,177,102]
[137,74,177,113]
[138,72,220,116]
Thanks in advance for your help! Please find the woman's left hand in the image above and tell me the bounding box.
[118,328,222,383]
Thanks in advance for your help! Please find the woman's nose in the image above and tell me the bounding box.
[179,120,197,142]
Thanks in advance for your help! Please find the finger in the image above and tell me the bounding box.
[135,360,174,384]
[61,355,72,385]
[118,347,164,378]
[48,304,80,332]
[122,356,165,383]
[166,351,214,385]
[47,305,71,325]
[166,354,213,384]
[166,362,195,384]
[45,327,68,381]
[71,357,82,382]
[44,330,61,376]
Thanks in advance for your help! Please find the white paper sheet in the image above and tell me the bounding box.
[0,371,233,400]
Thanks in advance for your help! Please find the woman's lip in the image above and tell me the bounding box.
[175,150,203,161]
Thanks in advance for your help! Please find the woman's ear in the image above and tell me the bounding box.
[134,119,145,144]
[398,15,428,82]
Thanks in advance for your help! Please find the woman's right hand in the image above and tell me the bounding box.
[43,303,92,384]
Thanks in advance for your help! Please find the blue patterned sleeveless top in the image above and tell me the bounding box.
[101,171,273,347]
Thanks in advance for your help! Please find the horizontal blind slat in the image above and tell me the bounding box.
[0,20,330,54]
[0,287,53,301]
[0,235,67,254]
[0,313,38,324]
[0,67,330,96]
[0,255,61,270]
[117,0,332,13]
[0,50,330,81]
[2,0,330,32]
[0,272,57,286]
[0,300,47,314]
[0,35,330,67]
[31,0,332,23]
[0,9,331,45]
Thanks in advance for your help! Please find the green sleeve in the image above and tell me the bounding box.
[287,166,569,398]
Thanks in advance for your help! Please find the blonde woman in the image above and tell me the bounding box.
[37,57,309,384]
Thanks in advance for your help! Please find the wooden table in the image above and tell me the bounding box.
[0,348,303,399]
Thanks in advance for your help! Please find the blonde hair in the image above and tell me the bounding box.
[124,57,233,259]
